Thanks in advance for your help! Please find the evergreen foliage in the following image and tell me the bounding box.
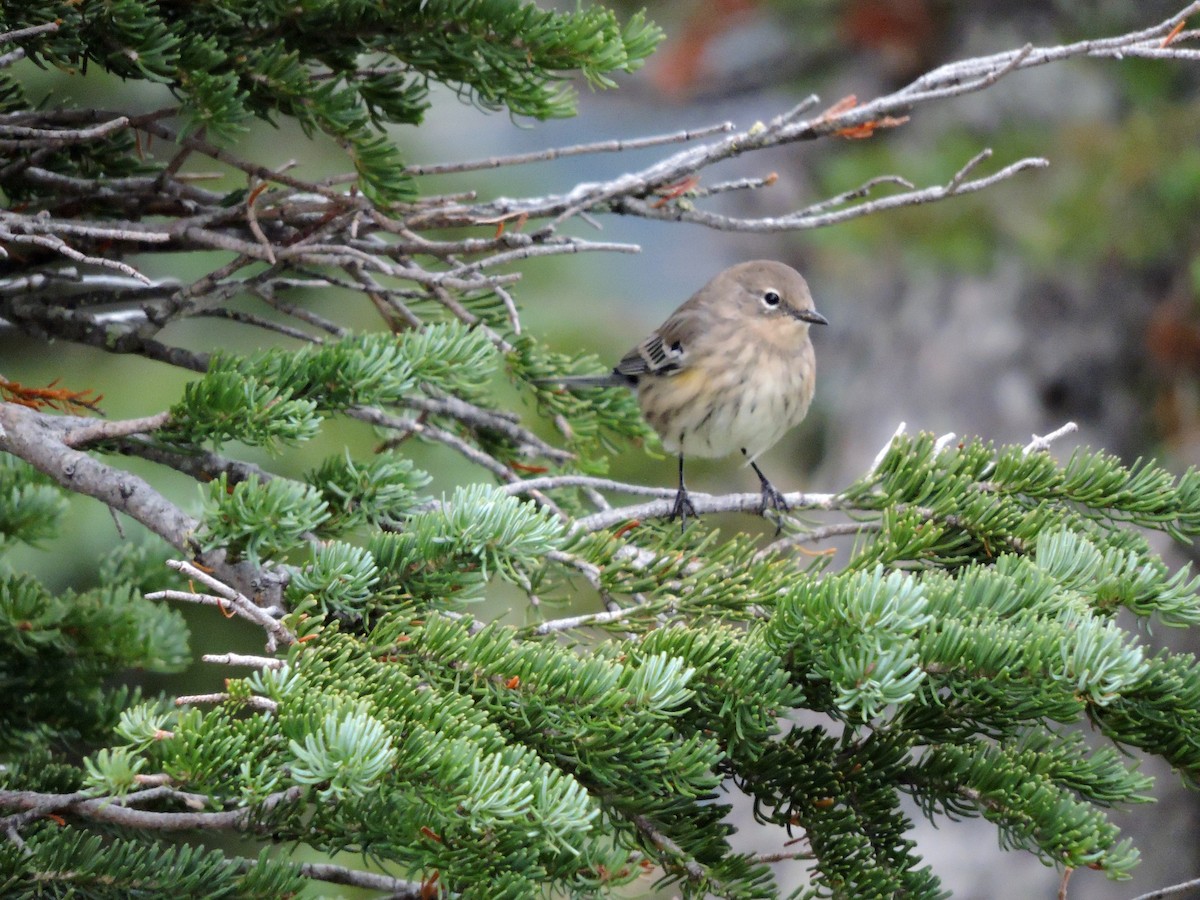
[3,2,1200,899]
[0,459,188,751]
[0,0,662,201]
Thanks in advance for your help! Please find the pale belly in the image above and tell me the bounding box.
[638,355,814,460]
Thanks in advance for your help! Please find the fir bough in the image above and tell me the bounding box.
[5,2,1200,898]
[0,0,663,201]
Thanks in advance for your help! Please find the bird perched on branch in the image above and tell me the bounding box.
[545,259,826,527]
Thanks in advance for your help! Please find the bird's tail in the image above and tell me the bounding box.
[533,372,632,389]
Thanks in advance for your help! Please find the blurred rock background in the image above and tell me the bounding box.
[5,1,1200,896]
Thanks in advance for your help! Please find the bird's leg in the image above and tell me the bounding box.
[744,450,789,532]
[669,455,697,529]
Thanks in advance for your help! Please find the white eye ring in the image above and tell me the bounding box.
[762,290,781,308]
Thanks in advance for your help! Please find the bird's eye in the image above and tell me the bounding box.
[762,290,781,308]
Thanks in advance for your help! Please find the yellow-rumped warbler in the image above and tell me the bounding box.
[549,260,826,524]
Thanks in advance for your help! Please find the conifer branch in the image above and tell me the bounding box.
[0,403,198,550]
[4,4,1200,897]
[0,786,303,832]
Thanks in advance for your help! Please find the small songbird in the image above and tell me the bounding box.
[548,260,827,526]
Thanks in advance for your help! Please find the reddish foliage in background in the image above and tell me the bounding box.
[0,378,102,414]
[650,0,759,98]
[842,0,943,80]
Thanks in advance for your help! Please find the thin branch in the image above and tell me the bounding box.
[1024,421,1079,454]
[113,438,276,490]
[257,284,349,336]
[359,407,522,480]
[542,546,650,621]
[403,122,735,175]
[135,118,351,201]
[61,411,171,448]
[147,588,293,649]
[175,692,279,712]
[755,848,816,864]
[0,116,132,148]
[503,474,683,498]
[0,230,155,284]
[757,520,882,559]
[398,395,573,463]
[630,813,706,882]
[575,490,840,533]
[526,604,645,636]
[442,236,641,276]
[1128,875,1200,900]
[609,155,1050,233]
[202,652,285,669]
[194,306,325,343]
[0,21,61,44]
[793,174,915,216]
[154,559,295,651]
[297,863,427,899]
[0,786,302,833]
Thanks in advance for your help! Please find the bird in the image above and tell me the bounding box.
[545,260,826,527]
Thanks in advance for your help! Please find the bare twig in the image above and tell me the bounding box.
[1024,421,1079,454]
[152,560,296,651]
[630,812,707,881]
[758,520,882,559]
[403,122,735,175]
[62,412,171,448]
[503,474,683,498]
[0,21,61,45]
[0,786,302,832]
[297,863,427,899]
[0,230,155,284]
[202,652,285,669]
[526,604,645,636]
[176,692,279,712]
[399,395,573,462]
[575,490,840,533]
[1128,875,1200,900]
[0,116,132,148]
[608,155,1050,233]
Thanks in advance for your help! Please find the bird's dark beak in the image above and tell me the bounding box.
[794,308,828,325]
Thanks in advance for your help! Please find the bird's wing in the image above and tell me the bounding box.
[614,304,703,379]
[615,332,682,378]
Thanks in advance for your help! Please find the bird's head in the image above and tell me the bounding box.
[723,259,828,329]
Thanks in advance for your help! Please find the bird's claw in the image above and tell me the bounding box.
[760,481,789,536]
[669,486,698,530]
[760,482,789,514]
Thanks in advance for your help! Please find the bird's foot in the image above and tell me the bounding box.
[759,480,790,536]
[760,481,789,514]
[669,485,698,530]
